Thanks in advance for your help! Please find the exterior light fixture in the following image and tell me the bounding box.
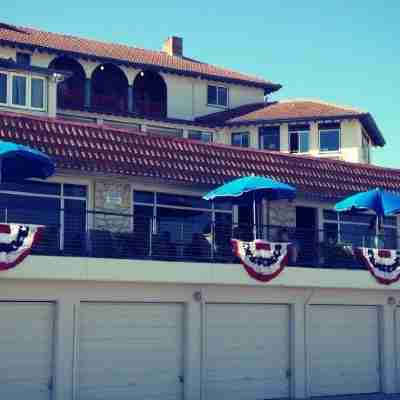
[387,296,396,306]
[140,71,144,77]
[100,65,105,71]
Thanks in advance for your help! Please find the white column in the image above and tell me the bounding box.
[381,304,397,394]
[48,78,57,118]
[53,298,76,400]
[280,123,289,152]
[184,296,202,400]
[291,302,307,399]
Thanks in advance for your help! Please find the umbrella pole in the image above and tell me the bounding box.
[375,215,379,249]
[253,192,257,240]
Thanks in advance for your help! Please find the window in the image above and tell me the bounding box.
[0,181,87,255]
[289,125,309,153]
[31,78,44,109]
[259,126,280,151]
[319,123,340,152]
[12,75,27,106]
[323,209,397,249]
[188,130,213,143]
[362,133,370,163]
[207,85,228,107]
[0,72,6,104]
[16,52,31,66]
[147,125,183,138]
[232,132,250,148]
[133,190,232,259]
[0,71,47,111]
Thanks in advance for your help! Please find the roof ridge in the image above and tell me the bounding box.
[278,98,364,113]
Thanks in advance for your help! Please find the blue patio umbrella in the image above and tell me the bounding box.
[0,140,55,183]
[203,175,296,239]
[334,188,400,246]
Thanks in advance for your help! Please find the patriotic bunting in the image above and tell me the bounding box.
[354,247,400,285]
[231,239,290,282]
[0,224,43,271]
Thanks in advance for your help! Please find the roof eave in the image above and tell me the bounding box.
[359,113,385,147]
[0,38,281,91]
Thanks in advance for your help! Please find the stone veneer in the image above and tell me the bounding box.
[268,200,296,227]
[94,180,132,232]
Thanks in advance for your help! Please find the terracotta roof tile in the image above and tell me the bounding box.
[0,111,397,199]
[0,23,279,90]
[196,100,385,146]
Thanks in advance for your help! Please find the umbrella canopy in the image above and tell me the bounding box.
[334,188,400,217]
[203,175,296,201]
[0,140,55,182]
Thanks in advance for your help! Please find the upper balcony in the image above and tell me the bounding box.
[49,56,167,118]
[2,205,398,271]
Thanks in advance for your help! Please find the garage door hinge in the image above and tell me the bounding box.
[179,375,184,383]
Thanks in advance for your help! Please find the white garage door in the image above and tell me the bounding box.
[206,303,290,400]
[309,305,380,397]
[396,307,400,390]
[0,302,55,400]
[78,302,184,400]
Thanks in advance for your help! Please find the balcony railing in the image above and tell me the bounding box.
[2,208,398,269]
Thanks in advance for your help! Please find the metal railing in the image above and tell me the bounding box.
[2,207,398,269]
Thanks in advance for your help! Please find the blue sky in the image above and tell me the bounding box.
[3,1,399,167]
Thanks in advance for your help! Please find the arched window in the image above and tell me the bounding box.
[133,70,167,118]
[49,56,86,109]
[91,64,128,112]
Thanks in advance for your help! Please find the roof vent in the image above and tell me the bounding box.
[162,36,183,57]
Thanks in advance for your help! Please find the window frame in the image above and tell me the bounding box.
[0,70,47,112]
[231,131,250,148]
[188,130,213,143]
[207,84,229,108]
[16,52,32,66]
[259,126,280,151]
[319,127,341,153]
[0,72,7,105]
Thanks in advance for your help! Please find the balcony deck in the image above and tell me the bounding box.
[5,208,395,271]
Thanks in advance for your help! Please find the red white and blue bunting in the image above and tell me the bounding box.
[354,247,400,285]
[231,239,291,282]
[0,224,43,271]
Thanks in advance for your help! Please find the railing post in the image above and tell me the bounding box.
[4,207,7,223]
[210,221,215,261]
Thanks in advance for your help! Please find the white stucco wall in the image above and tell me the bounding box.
[1,257,400,400]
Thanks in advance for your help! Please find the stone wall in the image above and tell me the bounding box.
[94,180,132,232]
[268,200,296,227]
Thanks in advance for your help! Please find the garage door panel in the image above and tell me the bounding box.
[0,302,54,400]
[310,305,380,397]
[78,302,183,400]
[206,304,290,400]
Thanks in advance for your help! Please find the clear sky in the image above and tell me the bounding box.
[3,1,399,167]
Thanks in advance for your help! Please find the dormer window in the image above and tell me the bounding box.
[207,85,228,107]
[0,70,46,111]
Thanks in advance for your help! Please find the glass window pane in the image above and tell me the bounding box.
[157,193,210,209]
[134,191,154,204]
[259,127,280,151]
[214,200,232,211]
[232,132,249,148]
[289,132,299,153]
[16,52,31,66]
[299,131,309,152]
[64,199,86,255]
[207,85,217,105]
[31,78,44,109]
[217,87,228,106]
[12,75,27,106]
[0,180,61,195]
[188,130,213,143]
[383,216,397,226]
[320,129,340,152]
[63,184,87,197]
[0,73,7,104]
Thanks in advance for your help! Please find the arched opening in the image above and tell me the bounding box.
[91,64,128,112]
[49,56,86,109]
[133,70,167,118]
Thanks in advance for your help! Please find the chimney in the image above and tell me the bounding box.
[163,36,183,57]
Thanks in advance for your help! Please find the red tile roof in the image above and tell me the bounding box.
[0,111,397,200]
[196,100,385,146]
[0,23,280,91]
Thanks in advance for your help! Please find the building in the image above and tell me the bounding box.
[0,21,399,400]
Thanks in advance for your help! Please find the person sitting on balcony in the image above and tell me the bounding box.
[276,227,298,265]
